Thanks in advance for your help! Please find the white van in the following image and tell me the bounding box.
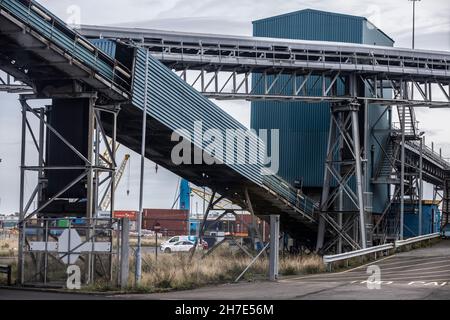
[160,235,208,252]
[162,235,197,246]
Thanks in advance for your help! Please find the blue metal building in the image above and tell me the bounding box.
[251,9,394,214]
[403,201,441,237]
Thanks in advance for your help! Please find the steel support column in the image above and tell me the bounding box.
[317,100,367,252]
[400,105,406,240]
[269,215,280,281]
[16,93,120,287]
[419,137,423,235]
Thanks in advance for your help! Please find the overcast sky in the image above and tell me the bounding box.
[0,0,449,214]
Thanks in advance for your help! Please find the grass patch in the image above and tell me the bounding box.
[128,237,170,247]
[124,245,326,292]
[0,237,18,257]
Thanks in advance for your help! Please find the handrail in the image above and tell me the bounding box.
[323,232,441,267]
[323,243,394,264]
[395,232,441,248]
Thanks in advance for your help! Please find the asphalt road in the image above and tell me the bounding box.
[1,240,450,300]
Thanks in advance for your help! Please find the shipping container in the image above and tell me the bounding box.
[252,9,394,214]
[142,209,189,236]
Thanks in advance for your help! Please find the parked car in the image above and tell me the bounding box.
[161,236,208,250]
[161,240,195,253]
[161,235,196,246]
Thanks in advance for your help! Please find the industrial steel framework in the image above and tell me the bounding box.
[0,0,449,274]
[0,71,31,93]
[80,25,450,108]
[80,25,450,251]
[16,93,121,284]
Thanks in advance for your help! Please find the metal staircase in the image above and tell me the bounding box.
[395,105,419,140]
[373,141,401,184]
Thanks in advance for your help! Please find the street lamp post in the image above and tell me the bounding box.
[409,0,421,49]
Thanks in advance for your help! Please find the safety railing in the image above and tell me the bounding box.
[0,0,132,94]
[406,140,450,169]
[323,243,394,265]
[323,232,442,270]
[262,174,318,222]
[395,232,441,248]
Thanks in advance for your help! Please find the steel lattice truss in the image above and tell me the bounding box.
[80,25,450,107]
[0,71,31,93]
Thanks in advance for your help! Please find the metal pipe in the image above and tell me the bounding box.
[351,109,367,248]
[269,215,280,281]
[136,50,150,286]
[18,101,27,284]
[412,0,416,49]
[364,99,369,193]
[235,242,270,283]
[316,112,335,252]
[400,105,406,240]
[410,0,421,50]
[419,136,423,235]
[86,98,96,284]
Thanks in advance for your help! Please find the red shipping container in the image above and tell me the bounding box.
[143,209,189,236]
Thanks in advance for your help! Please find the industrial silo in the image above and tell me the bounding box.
[251,9,393,215]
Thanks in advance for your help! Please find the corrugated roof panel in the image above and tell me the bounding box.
[131,48,318,217]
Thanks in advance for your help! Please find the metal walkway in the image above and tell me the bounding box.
[79,25,450,107]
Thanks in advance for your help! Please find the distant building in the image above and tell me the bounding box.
[0,215,19,229]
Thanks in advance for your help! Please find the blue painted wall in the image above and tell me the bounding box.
[252,9,394,213]
[403,202,441,238]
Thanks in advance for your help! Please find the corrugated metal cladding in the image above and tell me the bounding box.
[130,47,318,213]
[398,203,441,237]
[90,39,117,57]
[252,9,394,214]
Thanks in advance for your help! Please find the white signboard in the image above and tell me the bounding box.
[29,229,111,264]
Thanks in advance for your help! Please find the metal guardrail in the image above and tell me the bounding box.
[0,265,12,286]
[323,233,442,268]
[323,244,394,264]
[395,233,441,248]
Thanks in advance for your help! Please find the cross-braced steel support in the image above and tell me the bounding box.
[189,187,266,260]
[442,178,450,231]
[316,101,367,253]
[17,94,121,286]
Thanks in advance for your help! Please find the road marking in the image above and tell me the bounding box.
[291,269,450,283]
[348,280,450,287]
[375,260,450,272]
[367,255,450,268]
[280,255,397,282]
[334,264,450,278]
[379,265,450,275]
